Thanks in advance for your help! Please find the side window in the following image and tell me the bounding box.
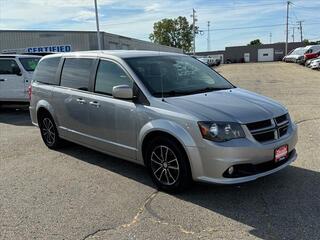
[0,59,20,75]
[60,58,93,90]
[33,57,60,84]
[95,60,132,95]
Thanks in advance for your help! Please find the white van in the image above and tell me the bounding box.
[0,55,41,104]
[283,45,320,63]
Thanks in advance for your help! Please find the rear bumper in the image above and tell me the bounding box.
[29,105,38,126]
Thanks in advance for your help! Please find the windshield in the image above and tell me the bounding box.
[290,48,306,55]
[125,55,234,97]
[19,57,40,71]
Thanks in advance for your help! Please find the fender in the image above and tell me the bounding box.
[36,100,60,127]
[137,119,198,162]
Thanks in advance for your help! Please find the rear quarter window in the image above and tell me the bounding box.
[60,58,93,91]
[33,57,61,85]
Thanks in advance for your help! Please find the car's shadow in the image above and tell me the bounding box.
[59,143,319,240]
[0,106,32,126]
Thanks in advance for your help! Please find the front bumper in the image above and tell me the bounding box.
[197,149,297,184]
[187,122,298,184]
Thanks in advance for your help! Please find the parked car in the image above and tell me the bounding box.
[195,56,221,67]
[310,58,320,69]
[0,54,41,104]
[305,57,320,67]
[283,45,320,63]
[207,57,221,67]
[29,51,298,192]
[303,51,320,66]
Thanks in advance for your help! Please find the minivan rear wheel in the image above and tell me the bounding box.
[39,114,61,149]
[146,137,192,192]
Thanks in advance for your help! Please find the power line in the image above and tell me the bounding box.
[199,23,286,31]
[196,2,284,11]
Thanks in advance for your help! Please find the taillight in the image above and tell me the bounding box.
[28,85,32,100]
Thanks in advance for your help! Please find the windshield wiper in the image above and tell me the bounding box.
[183,87,233,95]
[153,87,233,97]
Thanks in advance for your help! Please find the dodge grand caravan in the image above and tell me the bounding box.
[29,51,298,191]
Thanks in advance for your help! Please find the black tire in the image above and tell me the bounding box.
[38,113,62,149]
[145,137,192,192]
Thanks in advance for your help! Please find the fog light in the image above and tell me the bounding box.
[228,166,234,175]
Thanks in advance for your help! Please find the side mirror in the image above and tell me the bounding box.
[112,85,133,100]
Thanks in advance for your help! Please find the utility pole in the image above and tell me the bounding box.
[207,21,210,51]
[297,21,304,42]
[292,27,295,42]
[285,1,291,55]
[191,9,197,55]
[94,0,102,50]
[269,32,272,44]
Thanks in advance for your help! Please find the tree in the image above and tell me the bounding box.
[149,16,193,52]
[248,39,262,46]
[303,39,320,45]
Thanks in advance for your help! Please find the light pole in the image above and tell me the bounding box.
[94,0,102,50]
[207,21,210,51]
[285,1,291,55]
[191,9,197,55]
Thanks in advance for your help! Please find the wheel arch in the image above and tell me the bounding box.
[138,119,198,177]
[35,100,58,125]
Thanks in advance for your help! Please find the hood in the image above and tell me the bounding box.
[165,88,287,124]
[284,54,302,59]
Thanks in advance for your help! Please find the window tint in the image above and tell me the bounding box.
[33,57,60,85]
[0,59,20,74]
[95,60,132,95]
[19,57,40,71]
[60,58,93,90]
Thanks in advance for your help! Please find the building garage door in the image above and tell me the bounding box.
[258,48,274,62]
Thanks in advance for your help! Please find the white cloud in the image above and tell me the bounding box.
[72,10,97,22]
[0,0,318,51]
[144,3,161,12]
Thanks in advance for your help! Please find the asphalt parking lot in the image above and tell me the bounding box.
[1,62,319,240]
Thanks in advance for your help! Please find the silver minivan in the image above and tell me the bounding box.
[29,51,298,191]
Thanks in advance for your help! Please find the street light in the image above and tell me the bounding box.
[94,0,102,50]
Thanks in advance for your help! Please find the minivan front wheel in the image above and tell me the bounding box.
[146,137,191,192]
[39,114,61,149]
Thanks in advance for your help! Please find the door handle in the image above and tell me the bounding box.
[76,98,86,104]
[0,78,6,82]
[89,101,100,108]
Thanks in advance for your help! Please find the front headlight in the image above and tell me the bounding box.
[198,121,245,142]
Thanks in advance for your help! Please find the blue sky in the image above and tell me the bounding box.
[0,0,319,52]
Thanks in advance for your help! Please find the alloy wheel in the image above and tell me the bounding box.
[42,118,56,145]
[150,145,180,186]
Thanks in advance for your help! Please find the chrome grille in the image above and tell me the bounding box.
[246,114,290,143]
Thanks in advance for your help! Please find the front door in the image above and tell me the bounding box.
[87,59,137,160]
[0,59,25,101]
[244,53,250,63]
